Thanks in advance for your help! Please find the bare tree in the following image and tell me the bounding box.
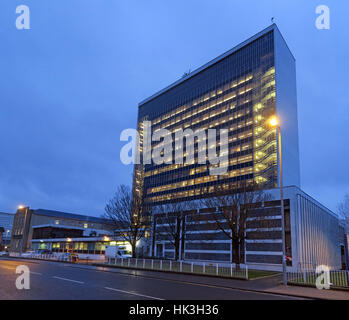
[202,182,271,270]
[338,194,349,224]
[153,201,195,261]
[104,185,147,258]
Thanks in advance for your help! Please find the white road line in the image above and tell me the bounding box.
[104,287,164,300]
[30,271,42,275]
[53,276,84,284]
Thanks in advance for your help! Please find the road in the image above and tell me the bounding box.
[0,258,303,300]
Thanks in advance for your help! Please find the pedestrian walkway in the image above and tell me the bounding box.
[266,284,349,300]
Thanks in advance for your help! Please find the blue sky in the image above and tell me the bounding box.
[0,0,348,216]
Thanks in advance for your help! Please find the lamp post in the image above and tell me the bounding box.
[268,117,287,286]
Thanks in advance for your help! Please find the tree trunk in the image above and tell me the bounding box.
[131,241,137,258]
[232,239,240,271]
[174,238,180,261]
[180,216,185,260]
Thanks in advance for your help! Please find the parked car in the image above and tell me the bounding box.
[0,251,8,257]
[58,252,79,262]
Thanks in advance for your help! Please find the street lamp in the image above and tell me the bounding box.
[268,116,287,286]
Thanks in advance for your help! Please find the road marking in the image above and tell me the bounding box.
[30,271,42,275]
[104,287,164,300]
[56,264,304,299]
[53,276,84,284]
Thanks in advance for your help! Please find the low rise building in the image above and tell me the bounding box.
[0,212,14,249]
[10,207,116,257]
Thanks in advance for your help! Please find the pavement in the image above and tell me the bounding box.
[0,257,348,300]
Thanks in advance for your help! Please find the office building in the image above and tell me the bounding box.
[135,24,300,207]
[134,24,343,271]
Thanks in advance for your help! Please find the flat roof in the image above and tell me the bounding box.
[139,24,278,107]
[32,224,85,230]
[31,236,121,243]
[33,209,114,225]
[0,212,14,216]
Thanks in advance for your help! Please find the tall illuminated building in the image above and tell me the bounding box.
[132,25,344,270]
[134,24,300,207]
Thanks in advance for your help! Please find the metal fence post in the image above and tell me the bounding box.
[121,258,123,266]
[230,264,233,277]
[136,259,138,268]
[180,261,182,272]
[143,259,145,269]
[245,265,248,280]
[191,262,193,273]
[160,260,163,270]
[128,259,130,267]
[216,263,218,276]
[170,260,172,271]
[151,259,154,269]
[203,262,205,274]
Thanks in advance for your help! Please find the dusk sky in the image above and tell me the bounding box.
[0,0,348,216]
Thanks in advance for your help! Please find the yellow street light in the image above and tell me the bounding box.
[104,236,110,242]
[18,205,25,210]
[67,238,72,242]
[268,116,279,128]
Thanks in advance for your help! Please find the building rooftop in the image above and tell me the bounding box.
[33,209,114,226]
[139,23,293,107]
[0,212,14,216]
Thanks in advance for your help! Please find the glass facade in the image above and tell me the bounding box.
[135,30,278,207]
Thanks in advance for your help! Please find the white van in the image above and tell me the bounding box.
[105,245,132,259]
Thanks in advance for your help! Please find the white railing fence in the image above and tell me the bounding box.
[107,257,248,280]
[287,270,349,289]
[18,253,248,279]
[22,253,73,262]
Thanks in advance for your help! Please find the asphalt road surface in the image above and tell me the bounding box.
[0,258,303,300]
